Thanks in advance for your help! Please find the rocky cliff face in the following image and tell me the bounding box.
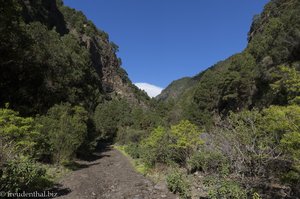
[79,29,144,102]
[21,0,149,105]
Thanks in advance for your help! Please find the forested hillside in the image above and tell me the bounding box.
[0,0,149,116]
[0,0,299,198]
[0,0,157,194]
[128,0,300,198]
[156,77,197,102]
[157,0,300,126]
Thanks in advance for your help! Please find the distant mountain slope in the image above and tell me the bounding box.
[0,0,149,115]
[156,77,196,101]
[160,0,300,125]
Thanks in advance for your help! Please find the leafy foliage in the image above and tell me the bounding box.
[0,105,39,157]
[140,120,203,166]
[94,99,132,140]
[124,143,141,159]
[188,150,228,174]
[158,0,300,126]
[169,120,204,163]
[271,65,300,104]
[205,177,247,199]
[37,104,88,164]
[0,157,52,192]
[1,0,300,198]
[166,169,191,199]
[140,126,170,166]
[204,105,300,197]
[0,107,52,192]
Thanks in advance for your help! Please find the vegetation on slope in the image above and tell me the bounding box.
[0,0,151,193]
[0,0,299,198]
[158,0,300,126]
[156,77,197,102]
[121,0,300,198]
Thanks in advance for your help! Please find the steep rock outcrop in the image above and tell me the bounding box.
[58,4,149,105]
[21,0,149,107]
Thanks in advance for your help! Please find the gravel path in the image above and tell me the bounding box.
[54,147,176,199]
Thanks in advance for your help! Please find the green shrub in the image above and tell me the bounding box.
[271,66,300,105]
[140,126,171,166]
[94,99,132,140]
[37,103,88,164]
[140,120,203,166]
[282,170,300,185]
[0,105,39,157]
[263,105,300,182]
[125,143,141,159]
[0,157,52,192]
[188,150,228,173]
[0,106,52,192]
[116,128,146,145]
[168,120,204,163]
[205,177,247,199]
[252,192,262,199]
[166,169,191,199]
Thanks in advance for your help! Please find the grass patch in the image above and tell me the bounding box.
[43,164,71,182]
[114,145,149,175]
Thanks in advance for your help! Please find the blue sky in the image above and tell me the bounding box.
[63,0,269,95]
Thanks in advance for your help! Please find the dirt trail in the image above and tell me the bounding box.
[54,147,176,199]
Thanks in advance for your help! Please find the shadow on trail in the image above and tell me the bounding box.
[76,142,112,162]
[64,161,102,171]
[50,184,72,198]
[51,142,113,198]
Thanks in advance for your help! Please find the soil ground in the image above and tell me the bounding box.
[54,146,176,199]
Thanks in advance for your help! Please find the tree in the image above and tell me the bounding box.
[271,66,300,105]
[209,104,300,184]
[0,104,39,157]
[263,105,300,184]
[169,120,203,163]
[0,105,51,192]
[140,120,203,166]
[94,99,132,140]
[38,104,88,164]
[140,126,170,166]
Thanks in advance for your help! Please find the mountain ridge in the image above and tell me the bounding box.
[158,0,300,125]
[0,0,150,115]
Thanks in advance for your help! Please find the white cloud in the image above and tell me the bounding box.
[134,83,163,98]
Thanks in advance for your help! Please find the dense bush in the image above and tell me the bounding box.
[125,143,141,159]
[37,103,88,164]
[0,105,39,157]
[263,105,300,185]
[94,99,132,140]
[168,120,204,163]
[0,157,52,192]
[271,66,300,105]
[141,121,202,166]
[205,177,247,199]
[140,126,171,166]
[188,150,228,173]
[166,169,191,199]
[140,120,203,166]
[0,106,52,192]
[116,128,146,145]
[205,104,300,196]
